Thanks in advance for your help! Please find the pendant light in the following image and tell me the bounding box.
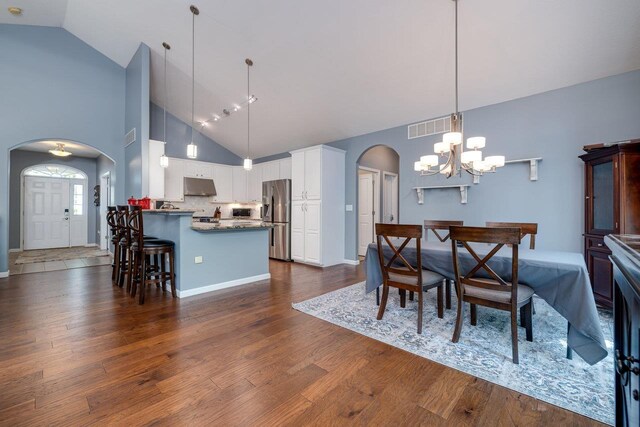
[160,42,171,168]
[243,58,254,171]
[414,0,504,178]
[186,5,199,159]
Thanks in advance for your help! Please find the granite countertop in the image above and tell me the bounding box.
[191,221,274,232]
[143,209,198,215]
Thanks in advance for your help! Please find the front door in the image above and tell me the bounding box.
[24,176,70,250]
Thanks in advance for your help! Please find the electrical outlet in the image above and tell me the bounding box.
[194,256,203,264]
[346,204,353,212]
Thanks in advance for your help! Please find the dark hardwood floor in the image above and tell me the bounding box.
[0,261,602,426]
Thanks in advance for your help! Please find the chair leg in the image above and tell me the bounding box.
[400,289,406,308]
[128,251,137,297]
[470,304,477,326]
[377,285,390,320]
[524,301,533,342]
[409,291,414,302]
[112,243,119,284]
[452,295,464,343]
[160,253,167,293]
[519,305,526,327]
[154,254,160,287]
[139,255,147,305]
[417,287,423,334]
[511,308,519,364]
[566,322,573,360]
[376,286,380,306]
[436,285,444,319]
[169,249,177,298]
[445,279,452,310]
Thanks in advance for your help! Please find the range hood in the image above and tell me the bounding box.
[183,177,217,196]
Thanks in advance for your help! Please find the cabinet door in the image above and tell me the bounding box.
[587,249,613,307]
[586,157,617,234]
[247,163,263,202]
[279,157,292,180]
[304,148,322,200]
[148,140,165,199]
[262,161,279,183]
[232,167,248,202]
[304,201,321,264]
[291,151,305,200]
[164,158,184,201]
[291,201,305,261]
[212,165,233,202]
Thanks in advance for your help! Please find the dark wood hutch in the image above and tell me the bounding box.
[580,140,640,308]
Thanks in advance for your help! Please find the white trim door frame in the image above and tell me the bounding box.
[99,172,111,250]
[357,166,381,256]
[382,171,399,224]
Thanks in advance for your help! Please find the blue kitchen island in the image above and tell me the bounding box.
[143,210,273,298]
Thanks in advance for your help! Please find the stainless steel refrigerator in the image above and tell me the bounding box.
[262,179,291,261]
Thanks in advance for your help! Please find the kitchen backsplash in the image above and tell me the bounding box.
[164,196,262,218]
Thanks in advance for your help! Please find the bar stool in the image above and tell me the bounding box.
[106,206,119,284]
[127,206,176,304]
[115,205,131,288]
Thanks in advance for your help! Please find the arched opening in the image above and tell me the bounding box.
[8,140,116,275]
[356,145,400,257]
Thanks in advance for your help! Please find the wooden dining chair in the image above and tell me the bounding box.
[376,224,446,334]
[424,220,464,309]
[449,226,534,364]
[485,222,538,250]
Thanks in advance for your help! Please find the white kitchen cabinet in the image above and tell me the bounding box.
[148,139,165,199]
[164,157,185,201]
[279,157,292,180]
[291,151,305,200]
[212,164,233,202]
[247,163,263,202]
[289,145,345,266]
[261,161,280,183]
[183,160,213,179]
[232,167,248,202]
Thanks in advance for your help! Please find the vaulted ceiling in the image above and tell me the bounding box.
[3,0,640,158]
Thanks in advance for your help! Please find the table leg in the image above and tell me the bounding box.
[566,322,573,360]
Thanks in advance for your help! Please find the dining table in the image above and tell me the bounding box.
[364,240,608,365]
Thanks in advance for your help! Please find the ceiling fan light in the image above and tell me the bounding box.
[466,136,486,150]
[434,141,450,154]
[243,158,253,171]
[187,142,198,159]
[443,132,462,146]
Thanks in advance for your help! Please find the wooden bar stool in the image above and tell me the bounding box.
[115,205,131,288]
[127,206,176,304]
[106,206,119,284]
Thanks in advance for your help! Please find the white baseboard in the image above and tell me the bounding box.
[0,271,9,278]
[342,259,360,266]
[8,248,21,253]
[176,273,271,298]
[85,243,99,248]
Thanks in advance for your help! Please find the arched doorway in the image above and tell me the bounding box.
[356,145,400,257]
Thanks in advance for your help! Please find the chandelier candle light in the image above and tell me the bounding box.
[415,0,504,178]
[160,41,171,168]
[186,5,199,159]
[244,58,254,171]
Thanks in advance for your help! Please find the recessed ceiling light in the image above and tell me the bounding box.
[8,7,22,16]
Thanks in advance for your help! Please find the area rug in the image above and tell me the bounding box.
[15,247,110,264]
[292,282,614,425]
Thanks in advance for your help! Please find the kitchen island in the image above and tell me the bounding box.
[143,210,273,297]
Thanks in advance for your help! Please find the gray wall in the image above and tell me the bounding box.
[150,103,243,165]
[0,24,126,272]
[124,44,150,198]
[9,150,98,249]
[358,145,400,174]
[329,70,640,260]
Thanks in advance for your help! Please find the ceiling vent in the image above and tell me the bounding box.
[124,128,136,147]
[408,116,451,140]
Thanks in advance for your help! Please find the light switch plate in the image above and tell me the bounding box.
[194,256,203,264]
[346,204,353,211]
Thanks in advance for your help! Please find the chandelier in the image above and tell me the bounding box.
[415,0,504,178]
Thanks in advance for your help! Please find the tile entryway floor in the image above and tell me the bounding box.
[9,247,112,275]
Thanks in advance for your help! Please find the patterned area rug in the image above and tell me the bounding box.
[293,282,614,425]
[15,247,110,264]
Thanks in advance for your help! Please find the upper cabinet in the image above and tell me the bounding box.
[148,140,166,199]
[183,161,213,179]
[164,158,185,202]
[232,167,248,202]
[247,163,263,202]
[279,157,292,180]
[291,148,321,200]
[262,161,280,182]
[212,165,233,202]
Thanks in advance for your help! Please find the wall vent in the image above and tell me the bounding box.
[124,128,136,147]
[407,116,451,139]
